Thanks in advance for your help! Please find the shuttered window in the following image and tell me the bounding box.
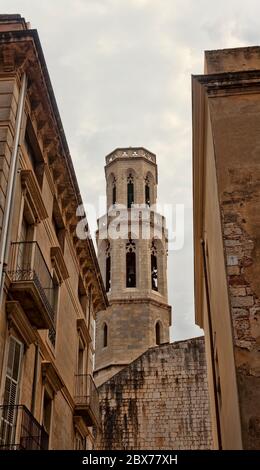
[0,337,23,447]
[4,337,23,405]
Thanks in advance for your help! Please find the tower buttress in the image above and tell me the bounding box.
[95,147,171,386]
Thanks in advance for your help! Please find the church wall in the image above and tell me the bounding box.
[95,337,213,450]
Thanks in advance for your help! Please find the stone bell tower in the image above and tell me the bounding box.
[95,147,171,386]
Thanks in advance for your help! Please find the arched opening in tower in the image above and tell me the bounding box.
[112,179,116,206]
[145,177,150,206]
[155,322,161,345]
[126,251,136,288]
[151,253,158,291]
[103,323,108,348]
[106,254,111,293]
[127,174,134,208]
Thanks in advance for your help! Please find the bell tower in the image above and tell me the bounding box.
[95,147,171,386]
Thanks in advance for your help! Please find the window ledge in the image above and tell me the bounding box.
[41,361,64,395]
[50,246,69,283]
[21,169,48,223]
[77,318,91,347]
[6,300,37,347]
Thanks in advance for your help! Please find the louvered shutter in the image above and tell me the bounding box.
[0,337,23,447]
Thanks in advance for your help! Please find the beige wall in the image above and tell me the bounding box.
[201,106,242,449]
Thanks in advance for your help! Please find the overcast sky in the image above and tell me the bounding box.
[2,0,259,340]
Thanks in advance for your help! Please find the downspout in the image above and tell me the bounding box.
[201,239,222,449]
[0,73,27,305]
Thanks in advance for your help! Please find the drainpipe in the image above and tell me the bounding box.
[0,73,27,305]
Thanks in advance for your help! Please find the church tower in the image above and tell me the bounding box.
[95,147,171,386]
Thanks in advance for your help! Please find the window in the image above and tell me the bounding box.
[105,242,111,293]
[145,176,150,206]
[41,391,52,450]
[103,323,108,348]
[3,337,23,406]
[25,131,37,171]
[155,322,161,345]
[17,217,30,271]
[112,177,116,206]
[127,174,134,208]
[106,256,111,293]
[151,241,158,291]
[0,337,23,447]
[24,123,44,188]
[126,239,136,288]
[52,200,65,252]
[78,276,88,317]
[78,338,85,375]
[75,431,86,450]
[48,272,59,347]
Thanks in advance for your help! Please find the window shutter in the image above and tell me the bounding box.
[0,337,23,447]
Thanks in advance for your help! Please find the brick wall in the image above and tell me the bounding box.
[95,337,212,450]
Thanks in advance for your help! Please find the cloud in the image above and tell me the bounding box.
[3,0,260,340]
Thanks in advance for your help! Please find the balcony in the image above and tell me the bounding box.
[8,242,55,330]
[74,374,100,427]
[0,405,47,450]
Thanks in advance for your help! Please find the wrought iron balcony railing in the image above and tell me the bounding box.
[0,405,46,450]
[74,374,100,427]
[8,241,55,330]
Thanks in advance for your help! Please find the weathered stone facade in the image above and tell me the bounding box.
[193,46,260,449]
[95,337,212,450]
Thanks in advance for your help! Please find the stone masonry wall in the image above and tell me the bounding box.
[209,91,260,449]
[95,337,212,450]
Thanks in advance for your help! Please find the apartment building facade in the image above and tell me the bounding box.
[0,15,107,450]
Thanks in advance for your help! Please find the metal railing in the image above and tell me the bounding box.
[8,241,55,325]
[0,405,45,450]
[74,374,99,424]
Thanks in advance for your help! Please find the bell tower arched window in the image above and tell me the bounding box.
[127,174,134,208]
[105,242,111,293]
[126,239,136,288]
[155,322,161,345]
[103,323,108,348]
[112,177,116,206]
[145,176,150,206]
[151,241,158,291]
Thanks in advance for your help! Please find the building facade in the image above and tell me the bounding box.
[0,15,107,450]
[95,147,171,386]
[193,46,260,449]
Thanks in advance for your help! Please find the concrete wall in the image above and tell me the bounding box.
[95,337,212,450]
